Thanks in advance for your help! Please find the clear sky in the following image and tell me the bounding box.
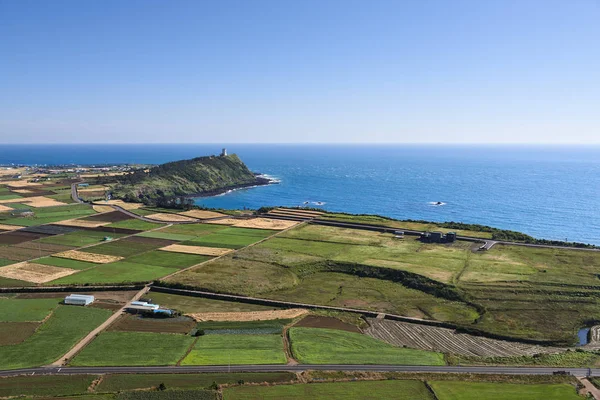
[0,0,598,144]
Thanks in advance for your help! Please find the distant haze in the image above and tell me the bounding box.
[0,0,598,144]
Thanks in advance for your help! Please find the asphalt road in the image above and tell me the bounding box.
[0,364,596,377]
[70,183,84,204]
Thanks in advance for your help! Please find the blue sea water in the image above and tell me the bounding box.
[1,144,599,245]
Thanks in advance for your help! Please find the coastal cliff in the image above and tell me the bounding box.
[110,154,269,203]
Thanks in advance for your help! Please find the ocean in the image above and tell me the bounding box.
[1,144,599,245]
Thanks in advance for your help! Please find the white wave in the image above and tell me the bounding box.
[428,201,446,206]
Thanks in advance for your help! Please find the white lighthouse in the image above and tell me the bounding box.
[220,148,227,157]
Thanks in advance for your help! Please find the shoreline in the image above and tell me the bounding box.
[186,176,276,199]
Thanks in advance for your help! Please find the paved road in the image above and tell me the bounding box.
[70,183,84,204]
[1,364,597,377]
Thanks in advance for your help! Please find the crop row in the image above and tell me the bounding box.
[365,318,563,357]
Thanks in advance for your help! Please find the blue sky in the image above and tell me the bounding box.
[0,0,598,144]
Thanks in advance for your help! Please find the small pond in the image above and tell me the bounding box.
[577,327,590,346]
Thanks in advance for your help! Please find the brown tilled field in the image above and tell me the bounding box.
[159,244,232,256]
[0,262,78,283]
[121,236,178,247]
[187,308,308,322]
[293,315,362,333]
[179,210,227,219]
[12,241,75,253]
[233,218,298,230]
[82,211,132,223]
[364,318,563,357]
[0,205,14,212]
[77,226,142,235]
[108,314,196,334]
[0,231,49,245]
[0,322,40,345]
[0,245,56,261]
[53,250,124,264]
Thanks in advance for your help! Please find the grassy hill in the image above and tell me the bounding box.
[110,154,266,203]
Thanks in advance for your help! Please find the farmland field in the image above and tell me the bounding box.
[96,372,296,392]
[288,327,445,365]
[429,381,581,400]
[0,204,97,226]
[50,261,178,284]
[160,224,228,236]
[0,297,59,321]
[0,375,96,398]
[0,305,112,369]
[136,231,197,241]
[223,380,435,400]
[126,250,211,268]
[105,219,164,231]
[37,231,126,247]
[71,331,194,366]
[148,292,279,313]
[35,256,99,270]
[167,222,600,344]
[181,334,287,365]
[183,233,264,249]
[0,321,40,344]
[84,236,176,257]
[108,314,196,334]
[115,389,216,400]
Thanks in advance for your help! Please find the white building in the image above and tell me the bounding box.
[64,294,95,306]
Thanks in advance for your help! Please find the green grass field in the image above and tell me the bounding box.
[197,319,290,333]
[37,231,126,247]
[51,261,179,284]
[181,334,287,365]
[289,327,445,365]
[147,292,279,313]
[127,250,210,268]
[183,233,264,249]
[97,372,296,393]
[0,258,15,267]
[223,380,435,400]
[116,389,216,400]
[0,194,22,200]
[83,240,164,258]
[35,256,98,270]
[429,381,581,400]
[105,220,164,231]
[160,224,228,236]
[0,298,60,321]
[0,375,95,398]
[136,231,197,241]
[71,332,194,366]
[168,222,600,344]
[0,305,112,369]
[0,204,96,226]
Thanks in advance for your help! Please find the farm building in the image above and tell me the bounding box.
[420,231,456,244]
[64,294,95,306]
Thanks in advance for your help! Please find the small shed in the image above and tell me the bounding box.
[64,294,95,306]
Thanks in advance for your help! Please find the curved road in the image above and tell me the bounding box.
[0,364,596,377]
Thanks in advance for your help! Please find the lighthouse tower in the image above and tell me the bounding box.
[220,148,227,157]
